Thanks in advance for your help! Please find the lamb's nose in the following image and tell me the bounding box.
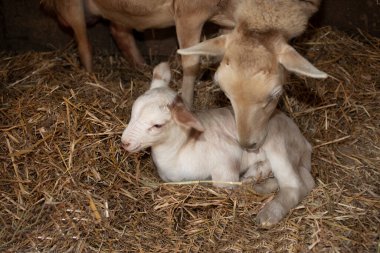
[120,141,130,150]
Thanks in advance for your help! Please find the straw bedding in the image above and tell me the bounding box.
[0,27,379,252]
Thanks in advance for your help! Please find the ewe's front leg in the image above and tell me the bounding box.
[175,18,205,107]
[256,152,307,227]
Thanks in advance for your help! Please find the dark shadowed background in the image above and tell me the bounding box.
[0,0,379,56]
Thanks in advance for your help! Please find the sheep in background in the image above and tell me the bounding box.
[41,0,323,107]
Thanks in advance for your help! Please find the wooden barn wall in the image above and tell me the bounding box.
[0,0,379,55]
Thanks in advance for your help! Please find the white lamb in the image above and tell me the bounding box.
[121,62,315,227]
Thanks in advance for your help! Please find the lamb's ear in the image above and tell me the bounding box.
[150,62,171,89]
[277,43,328,79]
[169,95,204,132]
[177,35,228,56]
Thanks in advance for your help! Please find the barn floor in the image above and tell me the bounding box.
[1,27,379,252]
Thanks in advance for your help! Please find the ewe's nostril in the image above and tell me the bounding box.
[243,142,258,152]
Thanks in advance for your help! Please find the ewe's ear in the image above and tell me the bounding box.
[150,62,171,89]
[177,35,228,56]
[277,43,328,79]
[169,95,204,132]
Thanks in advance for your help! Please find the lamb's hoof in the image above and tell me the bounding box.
[256,201,286,228]
[253,178,279,195]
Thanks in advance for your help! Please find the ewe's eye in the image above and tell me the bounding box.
[153,124,163,129]
[224,58,230,66]
[270,88,283,100]
[264,88,283,108]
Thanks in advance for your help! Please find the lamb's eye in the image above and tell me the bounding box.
[264,89,282,108]
[153,124,163,129]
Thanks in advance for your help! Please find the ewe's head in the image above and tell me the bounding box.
[121,62,204,153]
[178,26,327,151]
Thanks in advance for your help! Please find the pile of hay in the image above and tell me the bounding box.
[1,27,379,252]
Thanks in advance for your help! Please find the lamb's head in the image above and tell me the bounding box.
[178,26,327,151]
[121,62,204,153]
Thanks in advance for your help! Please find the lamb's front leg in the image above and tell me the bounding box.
[211,161,240,189]
[240,152,278,193]
[256,152,308,227]
[241,159,272,183]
